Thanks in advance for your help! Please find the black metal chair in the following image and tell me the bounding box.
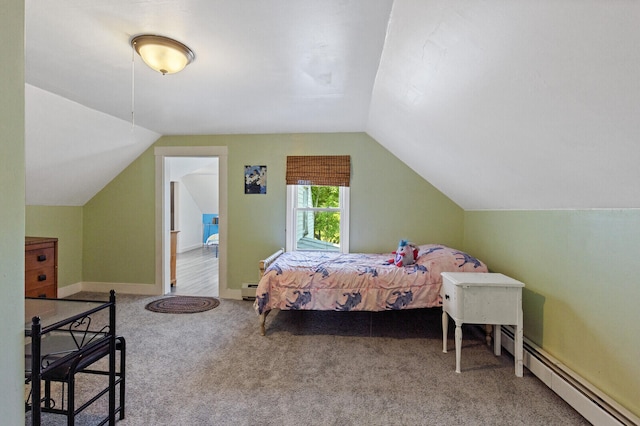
[29,335,126,425]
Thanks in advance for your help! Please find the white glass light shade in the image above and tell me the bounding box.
[131,35,195,75]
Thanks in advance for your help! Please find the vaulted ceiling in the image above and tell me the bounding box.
[25,0,640,209]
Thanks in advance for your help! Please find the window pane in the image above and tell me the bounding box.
[296,185,340,208]
[311,186,340,208]
[296,185,311,208]
[295,211,340,252]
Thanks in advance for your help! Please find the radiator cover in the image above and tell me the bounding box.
[241,283,258,300]
[499,325,638,426]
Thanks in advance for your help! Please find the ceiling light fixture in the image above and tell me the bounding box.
[131,34,195,75]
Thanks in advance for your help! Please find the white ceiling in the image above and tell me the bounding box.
[25,0,640,209]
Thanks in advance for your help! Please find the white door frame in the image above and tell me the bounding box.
[154,146,237,298]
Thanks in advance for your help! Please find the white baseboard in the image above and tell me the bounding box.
[500,326,639,426]
[59,281,161,296]
[57,282,83,298]
[178,243,205,253]
[219,287,242,300]
[59,281,242,300]
[81,281,160,295]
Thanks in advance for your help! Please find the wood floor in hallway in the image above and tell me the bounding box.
[171,245,218,297]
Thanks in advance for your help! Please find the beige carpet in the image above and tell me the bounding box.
[28,292,590,425]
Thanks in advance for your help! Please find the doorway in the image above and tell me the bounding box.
[154,146,233,298]
[168,157,219,296]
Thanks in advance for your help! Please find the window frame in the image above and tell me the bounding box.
[286,184,350,253]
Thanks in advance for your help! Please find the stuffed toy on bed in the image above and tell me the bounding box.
[389,239,419,267]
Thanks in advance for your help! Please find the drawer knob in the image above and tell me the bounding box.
[37,274,47,281]
[37,254,47,262]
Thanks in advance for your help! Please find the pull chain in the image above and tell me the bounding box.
[131,41,136,129]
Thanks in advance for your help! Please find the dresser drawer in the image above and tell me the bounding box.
[25,246,55,271]
[25,237,58,298]
[441,278,461,319]
[25,284,57,298]
[26,266,56,290]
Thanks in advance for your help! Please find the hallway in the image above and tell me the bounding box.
[171,245,218,297]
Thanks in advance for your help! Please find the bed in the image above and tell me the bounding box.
[254,244,489,335]
[205,233,219,257]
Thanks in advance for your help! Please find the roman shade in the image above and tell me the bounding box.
[286,155,351,187]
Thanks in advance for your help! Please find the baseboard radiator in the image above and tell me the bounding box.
[499,326,639,426]
[241,283,258,301]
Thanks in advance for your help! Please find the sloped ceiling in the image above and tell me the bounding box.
[25,0,640,209]
[168,157,219,213]
[25,85,160,206]
[368,1,640,209]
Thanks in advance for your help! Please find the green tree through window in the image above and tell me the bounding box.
[311,186,340,244]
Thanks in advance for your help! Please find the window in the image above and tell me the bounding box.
[285,155,351,253]
[286,185,349,252]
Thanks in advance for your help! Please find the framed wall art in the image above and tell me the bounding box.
[244,165,267,194]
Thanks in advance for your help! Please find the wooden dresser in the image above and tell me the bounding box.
[25,237,58,298]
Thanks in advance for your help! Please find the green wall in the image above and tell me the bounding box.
[25,206,83,288]
[0,0,25,422]
[83,147,156,284]
[464,209,640,418]
[83,132,464,289]
[20,129,640,418]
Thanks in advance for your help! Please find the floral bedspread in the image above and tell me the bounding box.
[254,244,488,315]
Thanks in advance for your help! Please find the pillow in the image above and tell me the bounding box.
[415,244,446,261]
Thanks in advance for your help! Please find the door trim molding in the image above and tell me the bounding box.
[154,146,237,298]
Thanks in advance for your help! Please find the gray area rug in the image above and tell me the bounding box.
[28,293,590,425]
